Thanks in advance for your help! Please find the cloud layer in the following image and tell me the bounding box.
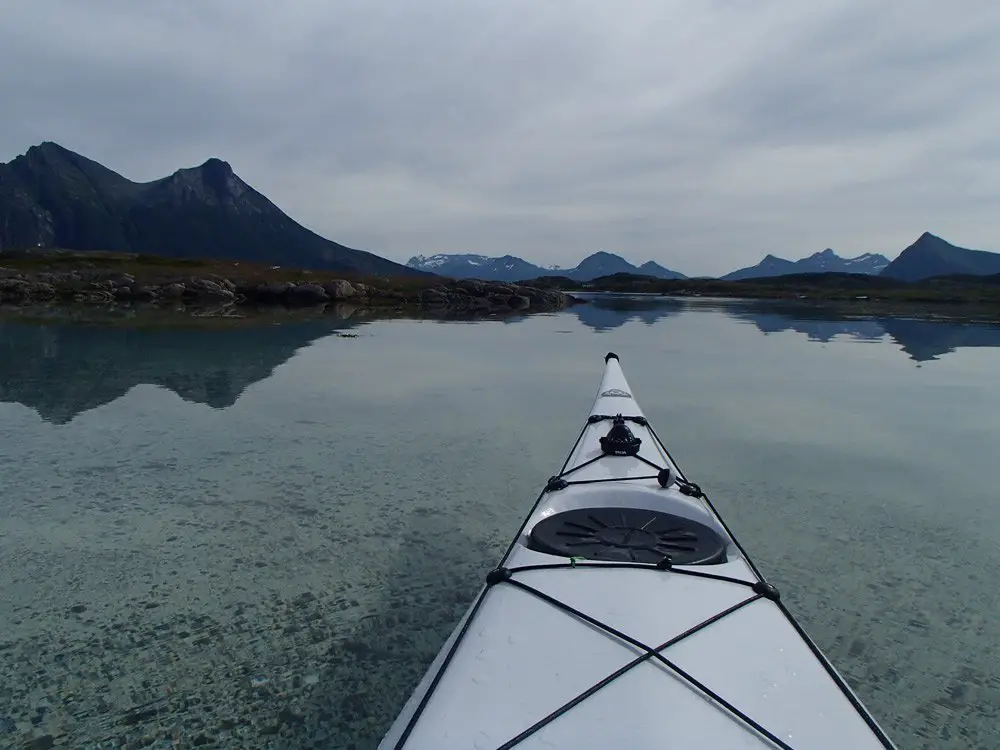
[2,0,998,275]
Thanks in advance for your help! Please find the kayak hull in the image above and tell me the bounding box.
[380,354,894,749]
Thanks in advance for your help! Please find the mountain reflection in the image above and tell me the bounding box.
[568,293,1000,362]
[569,294,687,331]
[0,310,362,424]
[3,297,999,423]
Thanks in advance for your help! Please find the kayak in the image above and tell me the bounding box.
[379,353,896,749]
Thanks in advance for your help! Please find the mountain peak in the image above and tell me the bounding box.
[805,248,847,263]
[160,157,249,206]
[199,157,234,175]
[882,233,1000,280]
[22,141,88,169]
[572,251,650,279]
[638,260,668,271]
[908,231,949,250]
[582,250,627,262]
[30,141,72,156]
[197,158,241,198]
[170,157,236,179]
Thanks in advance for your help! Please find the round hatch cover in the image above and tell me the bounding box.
[530,507,727,565]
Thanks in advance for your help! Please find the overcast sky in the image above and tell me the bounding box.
[1,1,998,276]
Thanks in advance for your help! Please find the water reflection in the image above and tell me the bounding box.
[0,310,361,423]
[568,294,1000,362]
[568,294,685,331]
[3,298,1000,425]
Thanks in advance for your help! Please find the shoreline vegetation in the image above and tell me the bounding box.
[0,249,577,317]
[1,249,999,323]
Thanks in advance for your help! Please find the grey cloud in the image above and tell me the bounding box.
[1,0,998,276]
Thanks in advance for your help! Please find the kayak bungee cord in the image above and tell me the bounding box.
[490,569,781,749]
[485,456,889,747]
[387,353,896,750]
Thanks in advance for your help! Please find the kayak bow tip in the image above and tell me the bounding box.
[604,351,619,362]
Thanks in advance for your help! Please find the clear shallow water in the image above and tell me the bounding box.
[1,298,999,749]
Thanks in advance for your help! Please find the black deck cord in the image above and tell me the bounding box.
[390,416,597,748]
[645,422,767,581]
[389,585,493,748]
[555,419,662,480]
[498,579,793,750]
[557,474,661,486]
[494,594,762,750]
[773,597,896,747]
[645,422,897,749]
[509,561,758,589]
[558,451,662,480]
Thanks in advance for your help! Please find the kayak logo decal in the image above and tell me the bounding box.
[600,388,632,398]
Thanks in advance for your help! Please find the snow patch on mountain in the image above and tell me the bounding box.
[406,251,686,281]
[407,254,455,269]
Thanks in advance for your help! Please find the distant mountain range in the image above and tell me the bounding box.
[408,247,895,283]
[406,251,687,282]
[701,234,1000,282]
[3,143,997,285]
[412,234,1000,284]
[0,142,426,277]
[721,248,890,281]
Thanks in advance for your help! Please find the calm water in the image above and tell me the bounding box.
[1,298,999,749]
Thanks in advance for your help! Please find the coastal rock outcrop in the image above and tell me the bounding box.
[285,283,330,306]
[0,266,576,314]
[413,280,570,312]
[323,280,356,299]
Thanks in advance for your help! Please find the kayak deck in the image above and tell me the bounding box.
[380,354,895,749]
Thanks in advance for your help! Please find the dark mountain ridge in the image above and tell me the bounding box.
[0,142,426,277]
[879,232,1000,281]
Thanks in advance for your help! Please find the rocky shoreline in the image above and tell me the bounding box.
[0,267,578,315]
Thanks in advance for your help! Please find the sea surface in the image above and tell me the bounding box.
[1,297,999,749]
